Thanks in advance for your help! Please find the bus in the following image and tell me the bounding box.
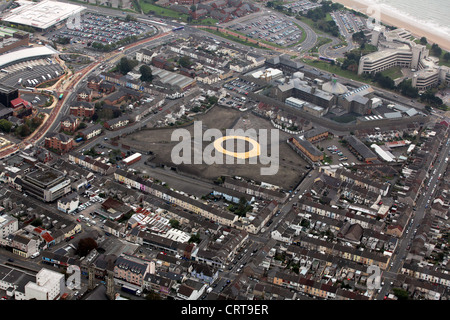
[59,93,64,100]
[319,56,336,63]
[172,26,185,31]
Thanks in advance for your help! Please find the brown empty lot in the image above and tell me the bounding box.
[120,106,308,189]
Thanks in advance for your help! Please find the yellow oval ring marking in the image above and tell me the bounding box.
[213,135,260,159]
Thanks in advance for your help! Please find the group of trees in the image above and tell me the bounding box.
[369,73,419,98]
[340,51,361,73]
[303,0,343,21]
[117,57,139,75]
[15,116,43,138]
[0,119,13,133]
[420,90,444,108]
[91,35,139,52]
[116,57,153,82]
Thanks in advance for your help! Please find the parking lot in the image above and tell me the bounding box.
[20,92,53,109]
[228,14,303,47]
[0,58,64,89]
[49,13,155,47]
[315,137,360,166]
[330,10,366,36]
[220,77,258,109]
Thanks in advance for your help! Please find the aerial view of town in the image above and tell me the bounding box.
[0,0,449,308]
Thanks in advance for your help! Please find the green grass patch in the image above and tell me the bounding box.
[193,17,219,25]
[139,1,189,20]
[309,36,332,53]
[202,28,269,50]
[296,15,323,34]
[301,58,374,85]
[381,66,403,80]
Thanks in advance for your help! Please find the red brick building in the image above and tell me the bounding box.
[70,102,95,118]
[60,115,80,133]
[44,132,74,153]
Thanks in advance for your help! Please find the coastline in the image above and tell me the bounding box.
[330,0,450,52]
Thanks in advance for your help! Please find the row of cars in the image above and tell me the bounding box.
[231,15,302,46]
[53,13,153,46]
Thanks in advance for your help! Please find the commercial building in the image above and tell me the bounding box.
[123,153,142,166]
[150,66,196,92]
[114,255,151,287]
[69,101,95,118]
[44,132,74,153]
[2,0,86,31]
[344,135,378,163]
[57,192,79,214]
[288,136,323,163]
[0,27,30,55]
[285,97,306,109]
[0,84,19,109]
[338,85,374,115]
[24,268,65,300]
[20,166,71,202]
[0,46,59,69]
[266,54,303,75]
[303,127,330,143]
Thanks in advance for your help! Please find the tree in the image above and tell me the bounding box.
[431,43,442,57]
[178,56,192,68]
[139,65,153,82]
[190,4,196,12]
[76,238,98,257]
[15,124,31,137]
[392,288,409,300]
[443,52,450,62]
[0,119,13,133]
[189,233,201,244]
[419,37,427,45]
[117,57,138,75]
[169,219,180,229]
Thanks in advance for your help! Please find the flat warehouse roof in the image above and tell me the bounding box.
[0,46,58,69]
[2,0,86,30]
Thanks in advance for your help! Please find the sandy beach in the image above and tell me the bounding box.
[331,0,450,52]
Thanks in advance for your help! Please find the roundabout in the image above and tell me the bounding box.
[213,135,261,159]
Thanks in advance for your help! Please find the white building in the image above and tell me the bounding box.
[2,0,85,31]
[24,269,65,300]
[57,193,79,214]
[0,215,18,240]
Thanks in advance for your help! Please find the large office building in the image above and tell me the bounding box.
[20,166,71,202]
[360,27,450,89]
[0,84,19,108]
[359,28,428,75]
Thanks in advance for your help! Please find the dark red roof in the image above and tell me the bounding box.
[10,98,29,109]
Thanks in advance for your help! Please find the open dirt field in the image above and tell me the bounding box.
[120,106,308,190]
